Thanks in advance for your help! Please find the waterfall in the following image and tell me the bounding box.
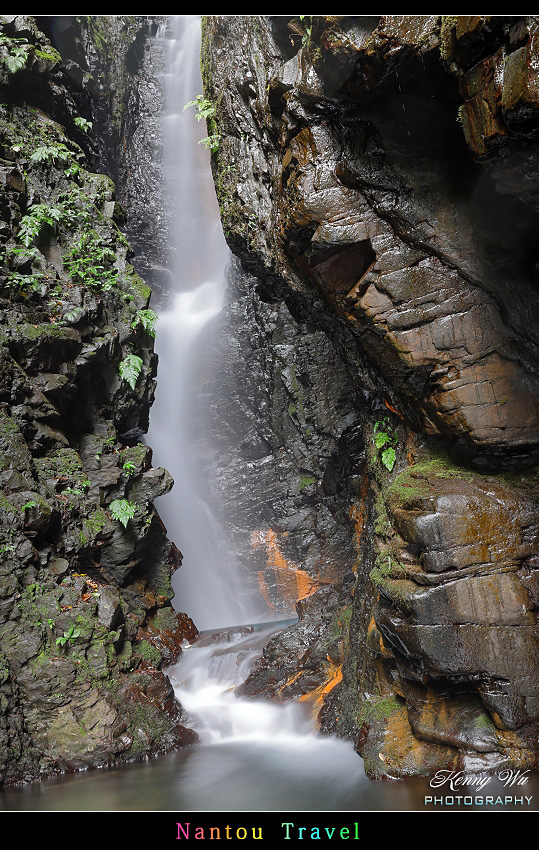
[4,15,538,814]
[147,15,253,631]
[150,15,366,810]
[165,623,367,812]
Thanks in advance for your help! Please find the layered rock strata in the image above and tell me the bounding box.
[202,15,539,776]
[0,15,195,786]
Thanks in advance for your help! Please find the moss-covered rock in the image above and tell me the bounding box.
[0,15,195,787]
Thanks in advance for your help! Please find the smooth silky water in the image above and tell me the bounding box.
[2,15,537,814]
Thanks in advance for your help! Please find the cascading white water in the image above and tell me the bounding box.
[166,624,367,812]
[146,15,249,631]
[169,625,311,744]
[150,15,366,802]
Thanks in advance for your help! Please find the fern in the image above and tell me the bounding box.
[132,308,158,338]
[0,36,30,74]
[63,233,118,290]
[199,134,221,153]
[4,270,44,295]
[381,447,396,472]
[109,498,136,528]
[4,48,28,74]
[64,163,82,180]
[184,95,220,151]
[118,354,143,390]
[18,204,62,247]
[74,116,92,132]
[183,94,215,122]
[374,431,392,450]
[29,143,71,166]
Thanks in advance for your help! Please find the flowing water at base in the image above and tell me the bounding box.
[3,622,539,812]
[0,623,370,812]
[0,635,388,813]
[2,738,538,812]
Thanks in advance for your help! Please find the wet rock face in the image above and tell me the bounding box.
[0,16,195,786]
[373,457,539,737]
[206,255,364,613]
[205,15,539,458]
[203,15,539,776]
[238,581,354,723]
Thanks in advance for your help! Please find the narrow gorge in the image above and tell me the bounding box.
[1,15,539,810]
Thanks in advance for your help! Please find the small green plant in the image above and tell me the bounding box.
[109,498,136,528]
[0,35,30,74]
[61,306,85,325]
[118,353,143,390]
[122,461,136,477]
[184,95,220,152]
[373,418,398,472]
[132,308,158,338]
[5,243,38,264]
[18,204,62,247]
[58,187,95,231]
[63,233,118,291]
[63,486,83,496]
[64,162,82,180]
[29,143,71,166]
[56,625,81,648]
[199,134,221,153]
[183,94,215,122]
[3,270,44,296]
[22,499,37,511]
[74,116,92,133]
[46,618,55,630]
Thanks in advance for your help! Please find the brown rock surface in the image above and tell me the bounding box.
[203,15,539,776]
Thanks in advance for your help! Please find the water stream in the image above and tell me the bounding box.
[145,15,247,631]
[143,14,370,810]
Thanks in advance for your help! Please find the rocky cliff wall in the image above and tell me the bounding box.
[44,16,172,295]
[0,15,195,786]
[202,15,539,778]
